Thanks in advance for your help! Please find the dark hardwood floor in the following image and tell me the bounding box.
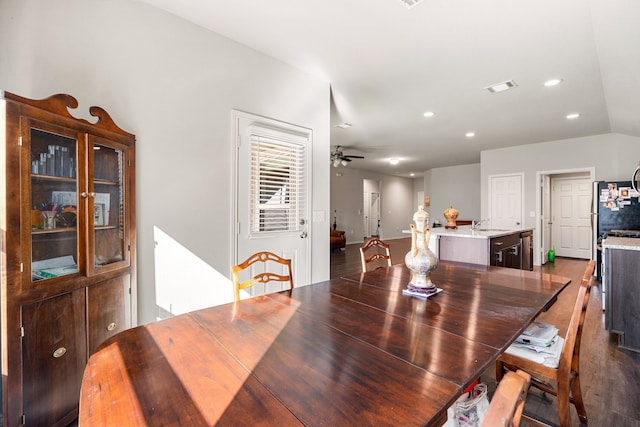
[330,237,640,427]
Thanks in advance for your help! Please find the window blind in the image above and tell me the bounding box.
[250,135,306,235]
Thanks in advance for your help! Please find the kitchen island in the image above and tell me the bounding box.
[425,225,533,269]
[602,236,640,352]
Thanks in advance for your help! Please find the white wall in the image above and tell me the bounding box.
[424,163,481,225]
[480,133,640,229]
[0,0,331,324]
[330,168,415,244]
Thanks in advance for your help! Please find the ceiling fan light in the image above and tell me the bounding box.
[333,159,341,167]
[341,159,349,166]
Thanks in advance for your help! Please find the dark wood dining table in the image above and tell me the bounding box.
[79,262,571,426]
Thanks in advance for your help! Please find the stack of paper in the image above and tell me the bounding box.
[515,321,558,347]
[506,336,564,368]
[505,321,563,368]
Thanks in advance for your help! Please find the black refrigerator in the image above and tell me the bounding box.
[592,180,640,280]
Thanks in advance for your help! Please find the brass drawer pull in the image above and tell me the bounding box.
[107,322,117,331]
[53,347,67,358]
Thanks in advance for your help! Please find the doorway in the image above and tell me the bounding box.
[551,177,592,258]
[363,179,381,239]
[232,110,312,293]
[536,168,594,265]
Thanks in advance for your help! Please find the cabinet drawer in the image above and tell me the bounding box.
[490,233,520,251]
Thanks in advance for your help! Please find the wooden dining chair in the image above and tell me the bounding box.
[232,251,294,301]
[496,260,595,427]
[482,370,531,427]
[359,237,392,272]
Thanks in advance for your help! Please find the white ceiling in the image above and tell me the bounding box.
[138,0,640,177]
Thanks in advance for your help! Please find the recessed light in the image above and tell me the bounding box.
[410,173,415,177]
[335,122,352,129]
[389,158,399,165]
[423,111,435,118]
[544,78,563,87]
[465,132,475,138]
[485,80,517,94]
[566,113,580,119]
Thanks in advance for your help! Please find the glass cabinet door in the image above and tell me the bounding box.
[89,136,129,273]
[28,124,80,283]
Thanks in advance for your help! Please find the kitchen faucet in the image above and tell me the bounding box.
[471,219,489,230]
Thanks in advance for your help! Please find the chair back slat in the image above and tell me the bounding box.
[232,251,294,301]
[359,238,392,272]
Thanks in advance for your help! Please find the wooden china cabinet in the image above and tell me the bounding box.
[0,91,136,427]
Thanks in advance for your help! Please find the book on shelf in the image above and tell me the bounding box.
[31,255,78,280]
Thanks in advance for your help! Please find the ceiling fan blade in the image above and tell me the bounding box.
[344,155,364,159]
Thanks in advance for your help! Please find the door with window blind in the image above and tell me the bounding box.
[233,111,311,298]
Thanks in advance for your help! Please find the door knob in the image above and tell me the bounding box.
[300,231,307,238]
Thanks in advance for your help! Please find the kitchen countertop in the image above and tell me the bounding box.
[602,236,640,251]
[427,225,532,239]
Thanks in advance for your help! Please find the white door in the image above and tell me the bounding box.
[370,192,380,237]
[552,177,592,259]
[489,174,523,230]
[233,111,311,298]
[363,192,370,240]
[541,175,552,264]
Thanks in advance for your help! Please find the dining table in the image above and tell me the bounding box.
[79,261,571,426]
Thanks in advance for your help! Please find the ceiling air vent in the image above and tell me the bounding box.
[485,80,518,94]
[397,0,425,9]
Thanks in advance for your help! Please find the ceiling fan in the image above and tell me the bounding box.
[331,146,364,167]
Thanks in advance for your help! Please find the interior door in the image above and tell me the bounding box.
[552,177,592,259]
[541,175,552,264]
[370,192,380,237]
[234,111,311,296]
[363,191,370,239]
[489,173,523,230]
